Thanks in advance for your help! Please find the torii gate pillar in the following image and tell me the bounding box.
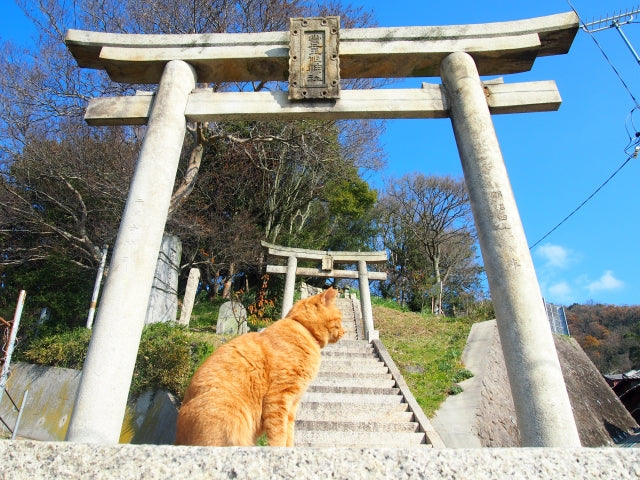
[65,60,197,444]
[441,51,581,447]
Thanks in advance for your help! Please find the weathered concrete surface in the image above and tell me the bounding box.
[1,442,638,480]
[145,234,182,325]
[0,363,80,441]
[65,60,197,445]
[431,321,639,448]
[119,390,178,445]
[178,267,201,326]
[215,301,249,335]
[85,81,562,126]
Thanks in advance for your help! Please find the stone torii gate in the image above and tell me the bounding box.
[63,12,581,447]
[261,241,387,341]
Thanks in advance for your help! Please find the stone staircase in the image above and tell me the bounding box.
[294,297,442,447]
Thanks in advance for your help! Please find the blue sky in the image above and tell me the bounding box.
[365,0,640,307]
[1,1,639,306]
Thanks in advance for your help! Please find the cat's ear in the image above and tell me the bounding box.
[322,287,338,306]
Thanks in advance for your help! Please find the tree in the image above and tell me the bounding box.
[566,304,640,373]
[1,0,386,307]
[1,121,137,269]
[376,173,483,313]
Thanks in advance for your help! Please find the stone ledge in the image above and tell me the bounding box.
[1,441,638,480]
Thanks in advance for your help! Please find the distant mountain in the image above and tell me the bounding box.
[566,304,640,375]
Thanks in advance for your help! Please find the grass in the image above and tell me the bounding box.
[373,305,475,417]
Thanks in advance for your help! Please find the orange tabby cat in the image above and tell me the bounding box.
[175,287,344,446]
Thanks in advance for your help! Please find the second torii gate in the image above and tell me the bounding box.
[261,241,387,341]
[63,12,581,447]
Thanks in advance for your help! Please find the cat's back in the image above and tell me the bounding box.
[181,331,265,404]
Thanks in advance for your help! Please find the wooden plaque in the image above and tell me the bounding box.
[288,17,340,100]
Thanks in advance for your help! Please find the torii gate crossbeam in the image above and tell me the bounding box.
[63,12,581,448]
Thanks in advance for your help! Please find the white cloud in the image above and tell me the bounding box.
[549,281,572,299]
[536,243,570,268]
[588,270,624,293]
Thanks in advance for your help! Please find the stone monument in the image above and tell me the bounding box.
[216,301,249,335]
[145,234,181,324]
[178,267,200,326]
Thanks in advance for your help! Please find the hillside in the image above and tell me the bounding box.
[566,304,640,374]
[373,305,475,416]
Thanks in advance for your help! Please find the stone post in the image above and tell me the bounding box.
[440,51,580,447]
[86,245,108,329]
[66,60,197,444]
[145,234,182,324]
[281,255,297,317]
[178,268,201,326]
[357,260,378,341]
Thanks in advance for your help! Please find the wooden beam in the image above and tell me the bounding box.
[266,265,387,280]
[84,81,561,126]
[65,12,578,84]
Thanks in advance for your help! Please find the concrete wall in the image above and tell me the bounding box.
[431,320,638,448]
[1,363,177,444]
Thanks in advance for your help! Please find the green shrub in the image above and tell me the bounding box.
[20,321,219,400]
[20,328,91,369]
[131,322,214,398]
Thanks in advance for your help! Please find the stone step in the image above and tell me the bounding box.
[315,370,393,380]
[309,376,396,390]
[322,341,373,354]
[296,407,415,424]
[307,385,400,395]
[296,401,413,423]
[320,355,385,364]
[291,298,437,448]
[295,420,421,433]
[340,329,357,337]
[321,349,373,357]
[321,349,375,358]
[293,430,427,448]
[301,392,403,405]
[318,361,388,375]
[319,357,387,368]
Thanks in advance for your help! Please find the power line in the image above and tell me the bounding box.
[529,149,637,250]
[529,3,640,249]
[567,1,640,108]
